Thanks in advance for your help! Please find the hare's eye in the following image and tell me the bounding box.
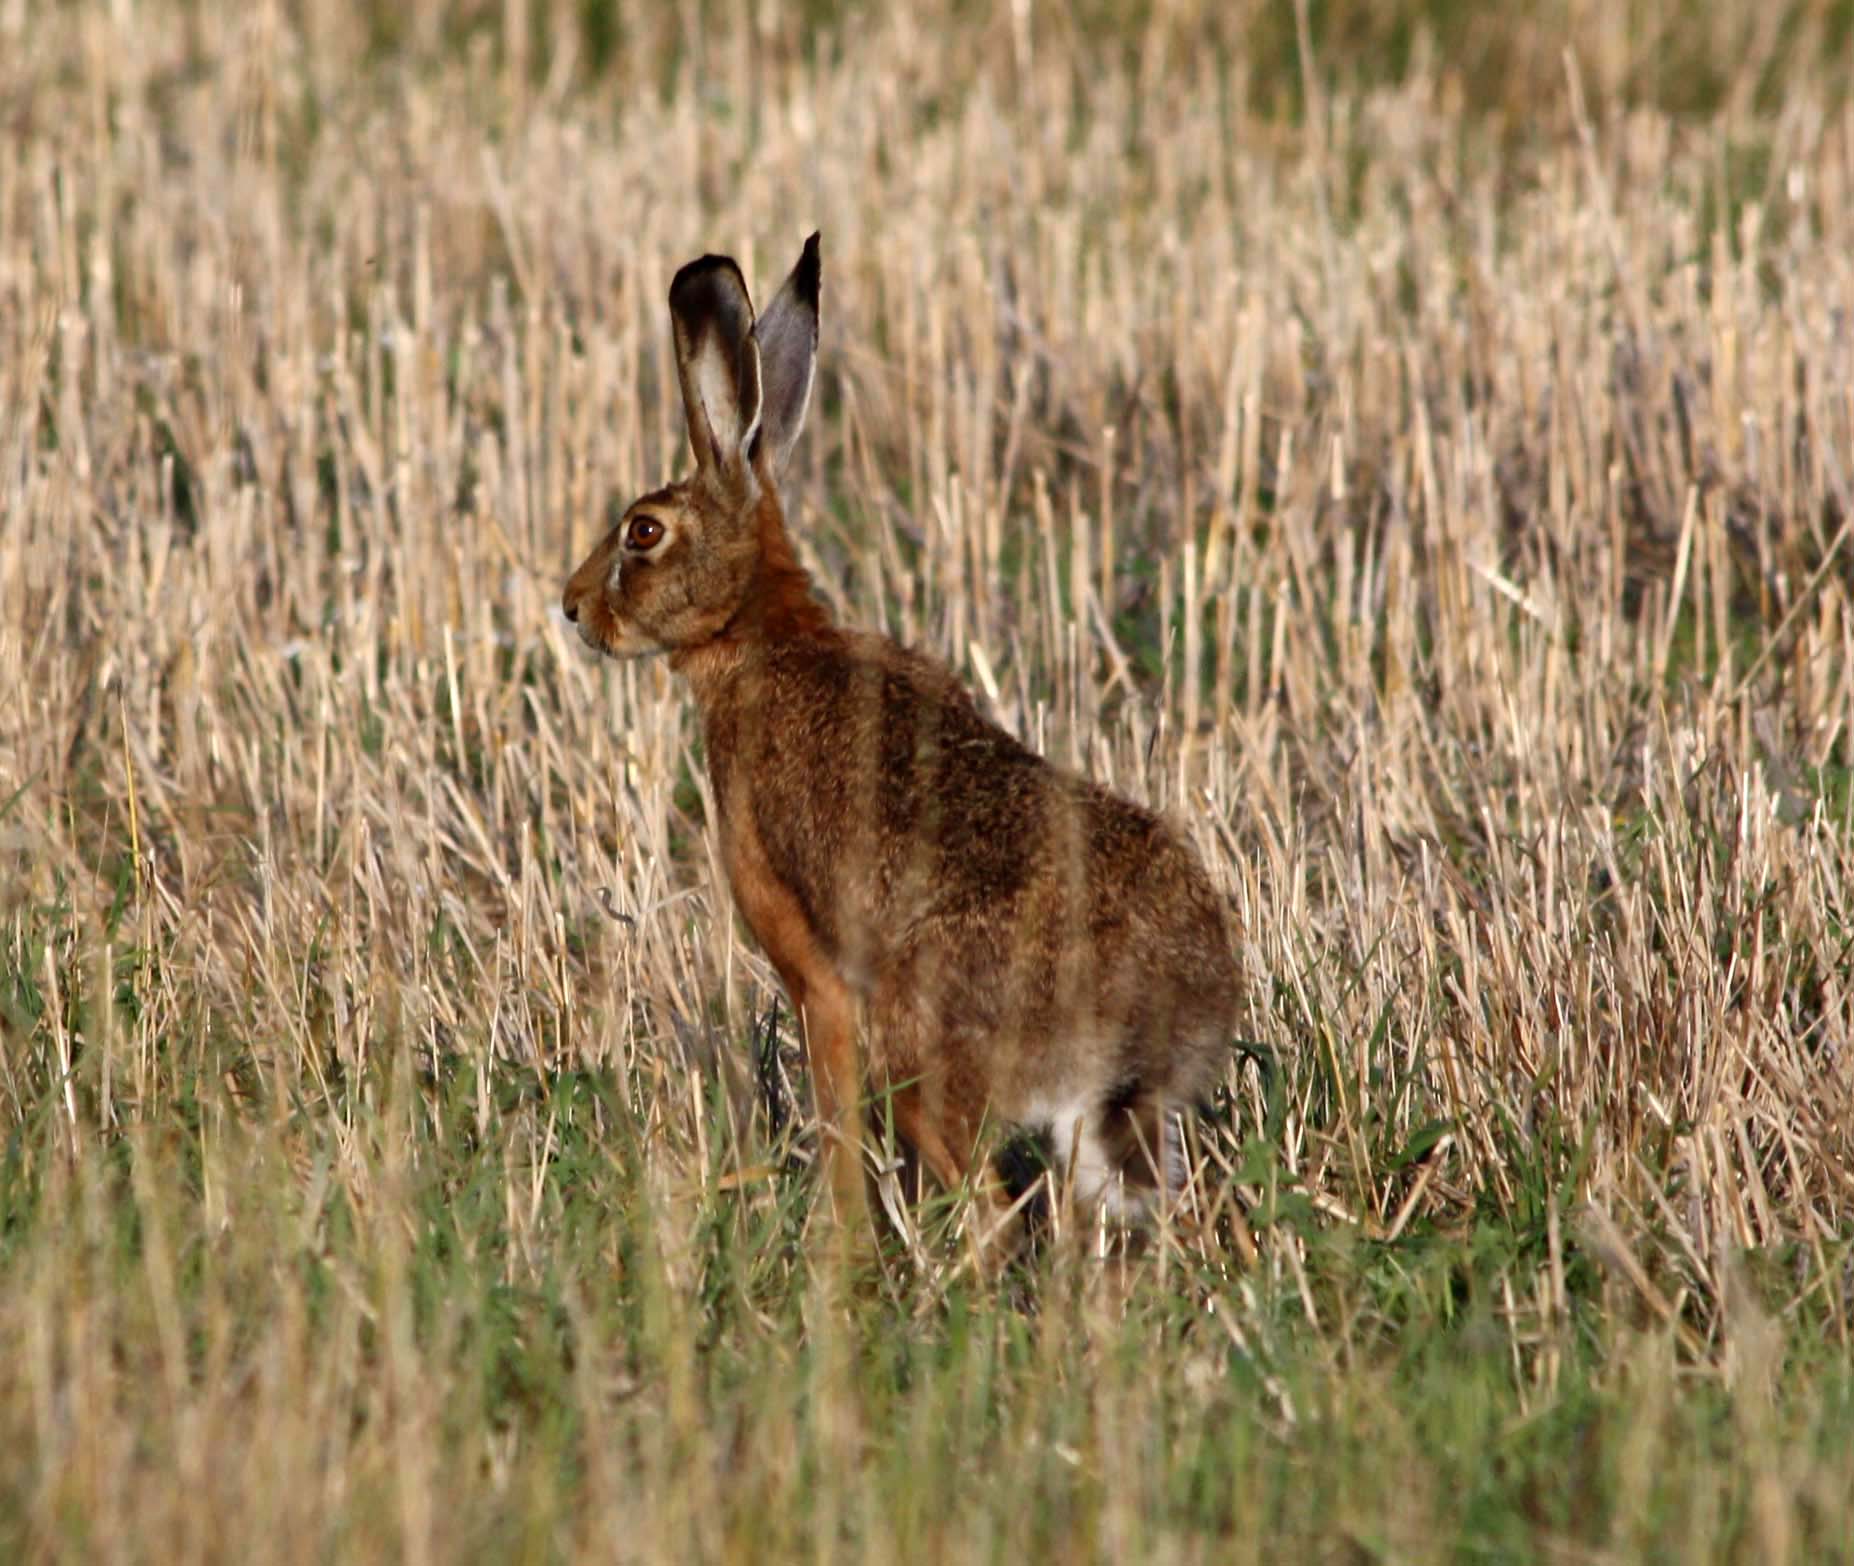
[626,516,665,552]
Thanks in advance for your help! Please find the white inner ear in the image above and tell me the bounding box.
[695,346,745,457]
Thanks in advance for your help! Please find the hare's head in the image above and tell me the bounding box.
[563,235,821,658]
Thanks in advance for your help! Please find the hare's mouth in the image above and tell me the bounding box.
[576,613,657,661]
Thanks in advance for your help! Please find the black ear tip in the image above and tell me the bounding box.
[795,232,821,301]
[669,253,748,314]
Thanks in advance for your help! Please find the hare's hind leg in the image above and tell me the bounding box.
[1092,1085,1187,1219]
[888,1080,1013,1217]
[884,1080,974,1193]
[866,971,1020,1261]
[888,1082,1027,1269]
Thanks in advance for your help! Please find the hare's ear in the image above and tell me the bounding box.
[670,255,764,487]
[747,233,820,477]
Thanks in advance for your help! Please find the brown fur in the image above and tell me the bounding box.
[563,238,1239,1239]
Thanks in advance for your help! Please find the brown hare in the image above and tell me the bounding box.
[563,235,1239,1247]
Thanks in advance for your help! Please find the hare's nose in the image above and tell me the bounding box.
[562,592,580,624]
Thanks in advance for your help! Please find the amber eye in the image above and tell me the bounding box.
[625,515,665,552]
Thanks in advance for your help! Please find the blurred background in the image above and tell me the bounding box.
[3,3,1853,1560]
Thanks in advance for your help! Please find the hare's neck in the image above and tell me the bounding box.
[670,645,735,743]
[673,639,803,806]
[746,488,832,640]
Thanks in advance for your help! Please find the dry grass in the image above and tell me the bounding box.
[4,1,1854,1559]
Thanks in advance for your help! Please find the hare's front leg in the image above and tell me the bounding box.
[718,810,874,1243]
[786,966,872,1234]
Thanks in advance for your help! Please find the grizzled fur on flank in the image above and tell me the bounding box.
[563,234,1239,1245]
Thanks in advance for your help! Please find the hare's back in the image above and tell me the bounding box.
[755,637,1231,987]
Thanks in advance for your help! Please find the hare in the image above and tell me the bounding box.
[563,235,1240,1246]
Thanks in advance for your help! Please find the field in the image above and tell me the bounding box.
[5,0,1854,1558]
